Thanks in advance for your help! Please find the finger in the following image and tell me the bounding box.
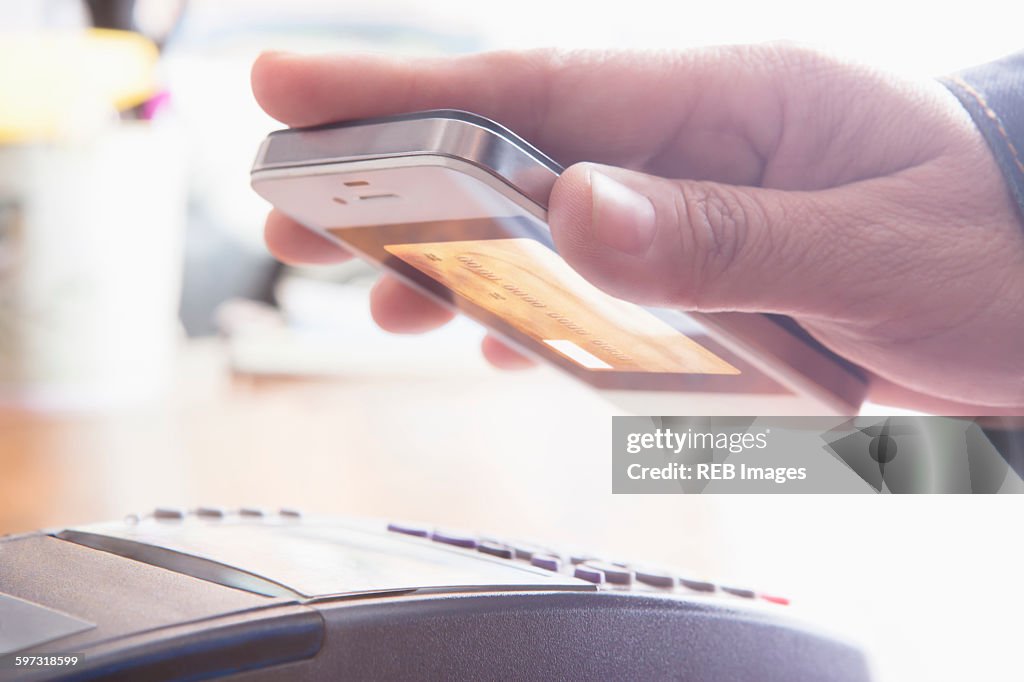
[265,209,351,265]
[250,48,786,180]
[866,376,1024,417]
[250,50,551,131]
[369,275,455,333]
[548,161,893,318]
[480,334,536,370]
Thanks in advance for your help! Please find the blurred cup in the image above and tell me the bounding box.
[0,31,184,410]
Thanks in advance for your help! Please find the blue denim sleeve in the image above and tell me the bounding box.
[942,51,1024,218]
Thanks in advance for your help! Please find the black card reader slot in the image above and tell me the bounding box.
[57,530,302,599]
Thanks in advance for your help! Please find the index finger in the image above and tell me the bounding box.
[250,48,783,173]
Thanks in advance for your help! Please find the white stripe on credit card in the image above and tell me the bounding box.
[543,339,613,369]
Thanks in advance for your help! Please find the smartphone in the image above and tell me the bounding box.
[251,110,867,415]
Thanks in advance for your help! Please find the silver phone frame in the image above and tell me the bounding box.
[251,110,867,415]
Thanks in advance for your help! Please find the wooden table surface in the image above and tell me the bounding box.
[0,340,720,569]
[2,339,1021,682]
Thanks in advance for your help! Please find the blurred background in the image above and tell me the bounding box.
[1,1,1021,681]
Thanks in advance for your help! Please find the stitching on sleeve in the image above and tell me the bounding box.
[951,75,1024,176]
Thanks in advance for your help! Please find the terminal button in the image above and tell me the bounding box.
[635,568,675,588]
[510,543,549,561]
[153,507,185,521]
[574,565,605,584]
[679,577,717,593]
[195,506,226,519]
[530,555,561,572]
[582,561,633,585]
[431,529,478,549]
[387,522,429,538]
[722,586,755,599]
[478,542,514,559]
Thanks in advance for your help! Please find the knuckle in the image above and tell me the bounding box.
[671,183,766,307]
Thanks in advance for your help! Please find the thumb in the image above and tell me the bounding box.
[548,162,853,316]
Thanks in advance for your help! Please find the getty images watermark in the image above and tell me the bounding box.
[612,416,1024,494]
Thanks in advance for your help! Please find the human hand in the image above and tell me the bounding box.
[252,45,1024,413]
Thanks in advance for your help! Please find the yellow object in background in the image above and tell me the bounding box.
[0,29,158,144]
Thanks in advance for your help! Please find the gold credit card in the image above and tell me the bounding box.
[385,237,739,375]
